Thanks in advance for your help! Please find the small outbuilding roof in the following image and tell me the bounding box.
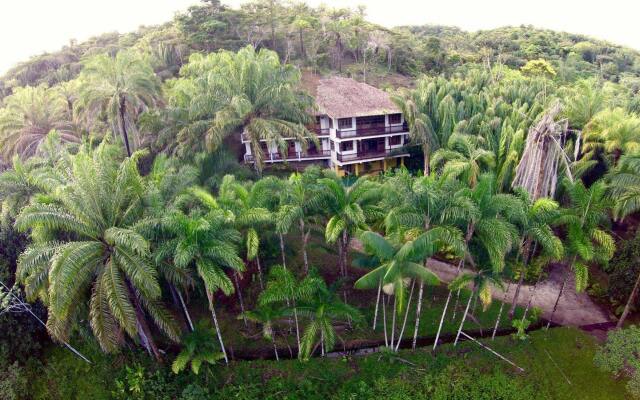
[314,76,400,119]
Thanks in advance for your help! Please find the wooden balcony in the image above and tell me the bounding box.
[311,126,330,136]
[336,123,408,139]
[336,148,403,162]
[245,149,331,163]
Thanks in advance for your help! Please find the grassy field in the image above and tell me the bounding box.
[213,327,628,399]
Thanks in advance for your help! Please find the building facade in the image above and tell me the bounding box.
[242,76,409,176]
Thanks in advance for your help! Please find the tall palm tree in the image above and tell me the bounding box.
[159,193,245,364]
[607,153,640,220]
[0,85,78,159]
[582,108,640,166]
[432,174,519,350]
[430,133,495,188]
[201,46,315,173]
[298,275,362,360]
[276,167,324,274]
[382,172,468,349]
[319,174,382,278]
[391,76,464,175]
[77,50,162,156]
[15,146,179,360]
[218,174,271,296]
[547,179,615,327]
[355,229,463,350]
[506,190,564,319]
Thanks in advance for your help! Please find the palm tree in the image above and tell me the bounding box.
[298,275,362,360]
[432,174,519,350]
[547,179,615,328]
[240,303,286,360]
[160,192,245,364]
[142,155,199,331]
[382,172,467,349]
[355,229,463,350]
[172,321,225,375]
[276,167,323,274]
[319,174,382,278]
[582,108,640,166]
[200,46,315,173]
[259,265,319,352]
[506,190,564,319]
[0,85,78,159]
[561,78,606,131]
[450,265,505,346]
[391,76,463,175]
[218,175,272,306]
[77,50,162,156]
[430,133,495,188]
[15,146,179,360]
[607,153,640,220]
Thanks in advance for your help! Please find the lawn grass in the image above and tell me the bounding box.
[215,327,628,399]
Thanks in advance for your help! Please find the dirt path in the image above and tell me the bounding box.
[426,258,614,327]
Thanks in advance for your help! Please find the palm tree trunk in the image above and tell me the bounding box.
[299,28,305,60]
[300,219,309,274]
[320,329,325,357]
[206,289,228,364]
[451,288,461,321]
[176,287,194,332]
[126,280,161,361]
[521,273,543,322]
[546,263,573,329]
[492,283,511,340]
[118,96,132,157]
[234,272,247,328]
[433,258,465,351]
[454,287,475,346]
[279,233,287,269]
[422,144,430,176]
[509,240,531,319]
[273,341,280,361]
[395,280,415,351]
[341,230,350,278]
[390,298,397,348]
[412,280,424,350]
[617,269,640,328]
[293,301,301,351]
[373,279,382,330]
[383,294,389,347]
[256,256,264,290]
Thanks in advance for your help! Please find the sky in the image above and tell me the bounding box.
[2,0,640,76]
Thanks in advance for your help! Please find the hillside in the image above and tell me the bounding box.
[2,0,640,99]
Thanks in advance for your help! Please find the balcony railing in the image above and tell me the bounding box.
[245,150,331,163]
[336,123,408,139]
[336,149,404,162]
[311,126,331,136]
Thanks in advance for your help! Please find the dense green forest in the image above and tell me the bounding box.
[2,1,640,399]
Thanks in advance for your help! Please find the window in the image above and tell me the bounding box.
[389,135,402,146]
[340,141,354,152]
[338,118,352,129]
[329,118,334,129]
[389,113,402,124]
[330,141,335,151]
[356,115,385,126]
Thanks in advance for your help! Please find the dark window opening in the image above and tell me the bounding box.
[389,135,402,146]
[340,141,354,152]
[389,113,402,124]
[338,118,352,129]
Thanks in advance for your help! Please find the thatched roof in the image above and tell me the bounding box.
[314,76,400,119]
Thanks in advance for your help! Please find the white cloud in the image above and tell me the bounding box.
[2,0,640,76]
